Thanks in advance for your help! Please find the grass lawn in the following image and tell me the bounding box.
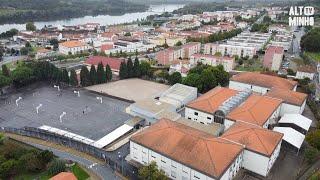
[305,52,320,62]
[71,163,90,180]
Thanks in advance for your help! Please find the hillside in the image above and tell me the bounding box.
[0,0,148,24]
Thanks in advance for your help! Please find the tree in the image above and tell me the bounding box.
[119,62,128,79]
[127,58,134,78]
[304,146,319,164]
[26,22,36,31]
[47,159,66,176]
[11,66,33,87]
[139,61,151,77]
[25,42,31,48]
[96,62,106,84]
[0,50,3,61]
[20,47,29,55]
[105,64,112,82]
[0,74,12,94]
[89,65,97,85]
[168,72,182,85]
[80,66,90,87]
[263,16,272,23]
[138,161,168,180]
[38,150,54,165]
[306,129,320,150]
[19,151,44,172]
[124,32,131,36]
[2,64,10,77]
[175,41,183,46]
[49,39,59,50]
[133,57,140,77]
[200,68,217,93]
[0,159,19,178]
[287,68,296,76]
[69,69,78,86]
[61,69,69,84]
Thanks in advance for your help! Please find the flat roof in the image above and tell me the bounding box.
[279,114,312,131]
[85,78,170,102]
[273,127,305,149]
[93,124,133,149]
[176,117,223,136]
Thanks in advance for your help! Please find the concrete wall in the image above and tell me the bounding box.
[279,100,306,116]
[242,150,269,176]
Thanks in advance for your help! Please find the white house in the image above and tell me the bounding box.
[296,65,317,80]
[204,43,257,58]
[229,72,298,94]
[265,88,307,116]
[189,54,235,72]
[58,40,91,55]
[222,122,283,177]
[129,119,244,180]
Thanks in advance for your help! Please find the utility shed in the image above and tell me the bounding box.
[159,83,197,109]
[278,114,312,135]
[273,127,305,150]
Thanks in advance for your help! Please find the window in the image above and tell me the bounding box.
[188,117,191,120]
[151,155,156,159]
[161,160,166,163]
[200,122,204,124]
[171,171,177,178]
[207,117,211,120]
[171,164,176,168]
[194,175,200,179]
[194,112,198,116]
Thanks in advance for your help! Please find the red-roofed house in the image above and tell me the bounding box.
[84,56,124,75]
[263,46,284,71]
[101,32,118,42]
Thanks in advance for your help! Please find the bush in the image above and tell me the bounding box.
[306,129,320,150]
[304,146,319,164]
[0,159,19,178]
[48,159,66,176]
[19,150,44,172]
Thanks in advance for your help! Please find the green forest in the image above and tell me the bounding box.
[0,0,147,24]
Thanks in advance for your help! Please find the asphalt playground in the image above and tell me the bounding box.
[0,83,133,140]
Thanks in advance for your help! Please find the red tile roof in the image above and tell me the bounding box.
[222,122,283,157]
[101,44,114,52]
[265,88,307,106]
[50,172,77,180]
[85,56,123,71]
[131,119,244,179]
[227,95,282,126]
[186,87,239,114]
[230,72,297,90]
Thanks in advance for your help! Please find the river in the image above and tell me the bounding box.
[0,4,184,33]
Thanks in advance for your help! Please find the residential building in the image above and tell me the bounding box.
[58,40,91,55]
[190,54,235,72]
[35,48,56,60]
[229,72,298,94]
[263,46,284,71]
[204,43,257,58]
[295,65,317,80]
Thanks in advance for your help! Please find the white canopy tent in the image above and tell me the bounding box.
[273,127,305,150]
[279,114,312,132]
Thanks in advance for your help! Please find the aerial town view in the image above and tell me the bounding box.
[0,0,319,179]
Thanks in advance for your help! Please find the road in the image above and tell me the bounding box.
[0,55,27,66]
[25,142,120,180]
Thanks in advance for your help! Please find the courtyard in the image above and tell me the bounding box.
[0,83,132,140]
[85,78,170,102]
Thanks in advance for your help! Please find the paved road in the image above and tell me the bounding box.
[25,142,120,180]
[0,55,27,66]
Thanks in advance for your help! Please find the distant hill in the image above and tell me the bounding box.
[0,0,148,24]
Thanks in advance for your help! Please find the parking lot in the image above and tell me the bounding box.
[0,83,132,140]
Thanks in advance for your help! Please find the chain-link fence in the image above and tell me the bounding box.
[1,126,139,179]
